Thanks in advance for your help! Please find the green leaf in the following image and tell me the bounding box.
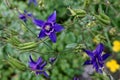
[66,43,77,48]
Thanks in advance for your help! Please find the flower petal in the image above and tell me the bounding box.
[49,32,56,43]
[29,55,35,63]
[93,62,99,71]
[97,69,103,73]
[102,53,111,61]
[49,57,56,64]
[38,30,46,38]
[97,56,104,67]
[73,77,80,80]
[33,0,37,6]
[33,18,45,27]
[93,61,103,73]
[47,11,56,22]
[84,60,92,65]
[97,55,103,61]
[98,60,104,67]
[95,43,104,55]
[36,71,49,78]
[40,61,47,69]
[19,14,27,22]
[36,71,42,75]
[29,55,36,68]
[29,62,36,68]
[19,14,25,19]
[36,57,43,65]
[28,0,37,6]
[54,23,64,32]
[43,71,49,78]
[83,49,93,58]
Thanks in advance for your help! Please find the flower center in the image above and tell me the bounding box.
[45,25,51,31]
[43,23,54,35]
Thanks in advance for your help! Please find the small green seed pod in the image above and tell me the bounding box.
[74,9,86,17]
[18,42,38,50]
[18,42,36,47]
[96,15,110,25]
[7,55,26,71]
[84,0,91,9]
[100,13,110,21]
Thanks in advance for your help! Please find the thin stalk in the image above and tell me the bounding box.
[104,27,112,49]
[107,74,114,80]
[25,23,53,50]
[103,70,114,80]
[4,0,53,50]
[81,28,89,49]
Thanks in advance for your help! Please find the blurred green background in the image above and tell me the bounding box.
[0,0,120,80]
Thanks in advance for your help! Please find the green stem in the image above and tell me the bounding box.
[24,23,53,50]
[107,74,114,80]
[104,28,112,49]
[4,0,53,50]
[103,70,114,80]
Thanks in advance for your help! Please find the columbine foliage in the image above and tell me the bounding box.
[1,0,120,80]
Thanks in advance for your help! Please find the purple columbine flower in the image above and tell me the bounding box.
[28,0,37,6]
[29,55,49,78]
[19,10,32,22]
[49,57,56,64]
[33,11,64,43]
[83,43,111,73]
[73,76,80,80]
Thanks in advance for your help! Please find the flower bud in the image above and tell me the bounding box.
[49,57,56,64]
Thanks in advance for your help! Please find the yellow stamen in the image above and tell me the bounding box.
[45,25,50,31]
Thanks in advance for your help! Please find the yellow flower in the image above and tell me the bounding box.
[112,40,120,52]
[106,59,120,73]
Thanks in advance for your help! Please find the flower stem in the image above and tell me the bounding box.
[104,27,112,49]
[107,74,114,80]
[23,22,53,50]
[4,0,53,50]
[103,69,115,80]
